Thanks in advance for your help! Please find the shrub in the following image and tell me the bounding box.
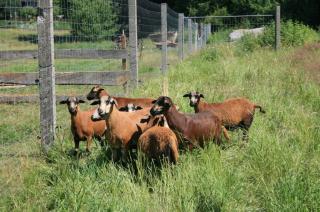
[70,0,118,41]
[18,7,37,21]
[259,20,319,47]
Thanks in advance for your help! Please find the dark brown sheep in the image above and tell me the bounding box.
[150,96,224,149]
[183,91,265,140]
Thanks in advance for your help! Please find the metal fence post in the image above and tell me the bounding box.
[275,5,281,50]
[161,3,167,74]
[178,13,184,60]
[188,18,192,53]
[194,22,198,51]
[37,0,56,152]
[129,0,138,88]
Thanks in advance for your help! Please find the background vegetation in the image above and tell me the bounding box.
[1,30,319,210]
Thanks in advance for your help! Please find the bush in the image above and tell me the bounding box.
[259,20,319,47]
[70,0,118,41]
[238,34,260,53]
[18,7,37,21]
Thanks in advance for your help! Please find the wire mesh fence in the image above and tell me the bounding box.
[0,0,278,151]
[189,15,275,45]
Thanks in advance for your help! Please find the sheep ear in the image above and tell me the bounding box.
[200,94,204,98]
[140,115,151,123]
[59,100,68,104]
[111,98,118,106]
[90,100,100,105]
[183,92,191,97]
[151,99,157,104]
[78,99,86,104]
[135,106,143,110]
[119,107,127,111]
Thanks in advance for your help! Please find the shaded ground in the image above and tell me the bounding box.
[291,42,320,84]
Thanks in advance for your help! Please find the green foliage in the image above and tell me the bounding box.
[237,33,261,53]
[259,20,319,47]
[69,0,118,41]
[18,7,37,21]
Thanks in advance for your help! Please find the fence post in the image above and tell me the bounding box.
[194,22,198,51]
[128,0,138,88]
[188,18,192,53]
[178,13,184,61]
[161,3,167,74]
[275,5,281,50]
[37,0,56,153]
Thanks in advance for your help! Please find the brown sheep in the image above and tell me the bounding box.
[86,85,155,108]
[91,96,155,162]
[60,97,106,154]
[119,103,143,112]
[138,125,179,165]
[183,91,265,140]
[150,96,224,149]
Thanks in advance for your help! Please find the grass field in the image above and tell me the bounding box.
[0,31,320,210]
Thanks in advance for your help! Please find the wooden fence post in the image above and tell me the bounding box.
[37,0,56,152]
[275,5,281,50]
[194,22,198,51]
[188,18,192,54]
[178,13,184,61]
[161,3,167,74]
[128,0,138,88]
[200,23,204,48]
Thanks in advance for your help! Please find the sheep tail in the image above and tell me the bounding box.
[254,105,266,113]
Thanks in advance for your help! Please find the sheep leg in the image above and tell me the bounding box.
[86,136,93,154]
[74,137,80,156]
[111,148,120,162]
[242,129,249,142]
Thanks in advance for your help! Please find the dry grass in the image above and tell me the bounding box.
[291,42,320,83]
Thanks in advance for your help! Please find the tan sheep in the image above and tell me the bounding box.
[60,97,106,154]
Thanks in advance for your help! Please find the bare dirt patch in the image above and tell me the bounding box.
[291,42,320,84]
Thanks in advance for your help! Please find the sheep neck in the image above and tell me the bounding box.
[164,106,187,135]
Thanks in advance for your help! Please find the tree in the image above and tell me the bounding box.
[70,0,118,41]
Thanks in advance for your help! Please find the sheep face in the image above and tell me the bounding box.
[119,103,143,112]
[150,96,172,116]
[183,91,204,107]
[60,97,85,115]
[91,96,117,120]
[86,85,104,100]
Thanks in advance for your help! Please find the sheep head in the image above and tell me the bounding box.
[86,85,107,100]
[60,97,85,115]
[91,96,118,120]
[183,91,204,107]
[119,103,143,112]
[150,96,173,116]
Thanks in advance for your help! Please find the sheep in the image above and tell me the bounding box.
[91,96,155,162]
[150,96,225,149]
[183,91,265,141]
[138,125,179,165]
[86,85,155,108]
[59,97,106,154]
[119,103,143,112]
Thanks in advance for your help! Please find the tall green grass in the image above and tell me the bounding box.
[0,42,319,211]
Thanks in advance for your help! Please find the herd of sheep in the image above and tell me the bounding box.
[60,86,265,165]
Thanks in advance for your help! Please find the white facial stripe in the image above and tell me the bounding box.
[92,109,101,119]
[191,96,197,103]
